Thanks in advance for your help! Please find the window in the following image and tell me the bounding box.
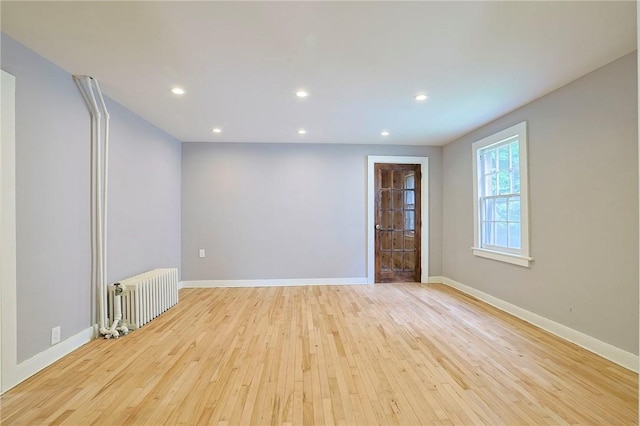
[472,122,532,267]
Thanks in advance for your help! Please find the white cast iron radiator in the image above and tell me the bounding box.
[107,268,179,330]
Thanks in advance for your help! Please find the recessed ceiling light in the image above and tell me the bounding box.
[212,128,222,133]
[171,87,185,95]
[296,90,308,98]
[414,93,428,102]
[381,131,390,136]
[298,129,307,135]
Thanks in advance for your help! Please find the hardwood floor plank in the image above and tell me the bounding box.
[1,283,636,425]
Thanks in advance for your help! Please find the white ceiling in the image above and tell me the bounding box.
[1,1,636,146]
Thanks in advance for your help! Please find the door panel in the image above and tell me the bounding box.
[375,164,421,283]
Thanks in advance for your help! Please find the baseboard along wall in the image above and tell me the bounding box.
[2,326,95,393]
[181,277,369,288]
[430,276,638,373]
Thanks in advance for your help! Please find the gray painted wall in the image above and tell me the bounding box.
[182,143,442,281]
[106,98,181,282]
[1,34,181,362]
[442,52,639,354]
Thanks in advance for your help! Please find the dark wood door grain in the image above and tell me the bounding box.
[375,163,421,283]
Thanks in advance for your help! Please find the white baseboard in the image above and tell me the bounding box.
[182,277,369,288]
[178,280,184,290]
[427,276,444,284]
[3,325,95,392]
[440,277,639,373]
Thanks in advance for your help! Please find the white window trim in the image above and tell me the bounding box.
[471,121,533,267]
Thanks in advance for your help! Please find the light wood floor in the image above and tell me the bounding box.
[1,283,637,425]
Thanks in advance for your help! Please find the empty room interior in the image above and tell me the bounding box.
[1,1,639,425]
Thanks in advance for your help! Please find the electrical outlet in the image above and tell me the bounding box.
[51,326,61,345]
[199,249,205,258]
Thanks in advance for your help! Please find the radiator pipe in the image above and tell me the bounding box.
[74,75,110,337]
[86,78,106,334]
[74,77,99,330]
[103,283,128,339]
[94,79,110,327]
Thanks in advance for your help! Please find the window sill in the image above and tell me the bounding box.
[471,247,533,267]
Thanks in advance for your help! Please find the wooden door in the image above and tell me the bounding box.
[375,163,421,283]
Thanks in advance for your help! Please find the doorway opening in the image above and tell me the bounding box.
[374,163,421,282]
[367,156,429,284]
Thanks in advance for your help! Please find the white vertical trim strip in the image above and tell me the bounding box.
[636,4,640,410]
[367,156,429,284]
[1,70,17,394]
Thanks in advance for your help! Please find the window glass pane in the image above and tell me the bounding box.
[498,145,509,170]
[483,198,494,221]
[404,190,415,209]
[482,221,494,246]
[495,198,507,221]
[485,174,497,196]
[496,222,508,247]
[508,222,521,249]
[404,173,415,190]
[483,149,496,173]
[512,168,520,193]
[507,197,520,222]
[404,210,415,230]
[510,141,519,170]
[498,171,510,195]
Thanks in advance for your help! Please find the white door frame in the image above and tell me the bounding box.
[367,156,429,284]
[1,69,18,394]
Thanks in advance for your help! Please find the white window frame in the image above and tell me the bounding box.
[472,121,533,267]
